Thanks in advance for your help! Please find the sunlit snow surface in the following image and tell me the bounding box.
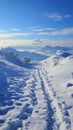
[0,52,73,130]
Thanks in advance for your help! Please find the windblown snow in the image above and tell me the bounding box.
[0,48,73,130]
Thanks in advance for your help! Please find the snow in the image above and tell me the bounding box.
[0,48,73,130]
[41,55,73,129]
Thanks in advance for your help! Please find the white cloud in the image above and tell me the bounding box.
[0,39,34,47]
[46,13,62,21]
[0,38,73,48]
[0,32,33,38]
[27,26,55,32]
[45,13,70,21]
[38,27,73,36]
[38,32,50,36]
[11,28,20,31]
[60,28,73,35]
[33,38,73,47]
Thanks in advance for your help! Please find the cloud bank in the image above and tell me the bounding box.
[0,38,73,48]
[0,33,33,38]
[38,28,73,36]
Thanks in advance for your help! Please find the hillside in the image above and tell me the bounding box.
[0,48,73,130]
[2,47,48,61]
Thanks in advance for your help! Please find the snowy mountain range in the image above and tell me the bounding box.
[40,45,73,56]
[2,47,48,61]
[0,46,73,130]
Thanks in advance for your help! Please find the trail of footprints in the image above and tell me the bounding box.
[40,68,72,130]
[0,72,39,130]
[0,67,72,130]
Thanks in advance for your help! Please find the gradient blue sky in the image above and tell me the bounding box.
[0,0,73,47]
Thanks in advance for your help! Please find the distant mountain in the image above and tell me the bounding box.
[0,48,22,66]
[40,45,73,56]
[2,47,19,53]
[2,47,48,61]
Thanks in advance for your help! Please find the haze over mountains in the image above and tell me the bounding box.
[1,45,73,59]
[40,45,73,55]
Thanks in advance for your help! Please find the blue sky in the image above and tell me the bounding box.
[0,0,73,48]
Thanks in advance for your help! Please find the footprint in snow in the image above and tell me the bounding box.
[67,83,73,87]
[16,103,33,120]
[0,106,14,115]
[0,119,5,124]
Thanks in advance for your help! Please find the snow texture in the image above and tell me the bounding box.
[0,48,73,130]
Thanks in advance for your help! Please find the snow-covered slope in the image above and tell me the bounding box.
[41,54,73,129]
[3,47,48,61]
[0,54,33,130]
[0,50,73,130]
